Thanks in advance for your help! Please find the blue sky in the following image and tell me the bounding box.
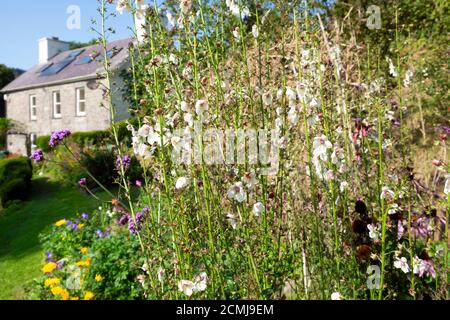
[0,0,137,70]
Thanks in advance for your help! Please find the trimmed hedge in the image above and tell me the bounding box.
[0,156,33,206]
[36,118,140,151]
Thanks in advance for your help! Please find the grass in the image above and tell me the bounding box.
[0,176,108,300]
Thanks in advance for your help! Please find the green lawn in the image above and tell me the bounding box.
[0,177,108,300]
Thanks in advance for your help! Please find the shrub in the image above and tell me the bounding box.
[0,118,11,150]
[0,156,32,206]
[35,208,144,300]
[36,136,51,152]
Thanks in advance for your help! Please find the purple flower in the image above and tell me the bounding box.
[30,149,44,163]
[79,178,87,187]
[81,213,89,220]
[49,129,71,148]
[57,260,65,269]
[118,214,130,226]
[46,252,53,260]
[418,259,436,279]
[116,155,132,171]
[411,216,430,238]
[127,208,148,235]
[135,180,143,187]
[95,229,104,238]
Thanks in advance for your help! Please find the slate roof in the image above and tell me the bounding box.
[1,38,133,93]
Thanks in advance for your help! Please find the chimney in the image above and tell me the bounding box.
[38,37,70,64]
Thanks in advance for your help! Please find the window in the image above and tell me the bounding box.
[30,95,37,120]
[53,91,61,118]
[30,133,37,151]
[76,88,86,116]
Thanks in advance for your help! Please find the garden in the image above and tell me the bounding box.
[0,0,449,301]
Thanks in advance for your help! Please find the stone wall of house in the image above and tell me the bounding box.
[6,134,28,156]
[5,79,130,156]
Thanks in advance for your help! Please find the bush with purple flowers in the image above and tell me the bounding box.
[49,129,71,148]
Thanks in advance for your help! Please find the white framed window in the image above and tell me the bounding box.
[76,87,86,116]
[30,133,37,151]
[30,95,37,120]
[53,91,62,118]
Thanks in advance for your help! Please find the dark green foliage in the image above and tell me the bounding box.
[36,136,51,152]
[80,148,117,187]
[0,156,33,206]
[0,118,11,150]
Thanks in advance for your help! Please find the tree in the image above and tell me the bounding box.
[0,64,15,90]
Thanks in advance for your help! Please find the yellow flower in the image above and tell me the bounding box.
[78,223,85,230]
[71,297,80,301]
[44,277,61,287]
[61,289,70,300]
[84,291,94,300]
[80,247,89,254]
[51,286,64,295]
[42,262,57,274]
[55,219,67,227]
[76,257,91,268]
[95,274,103,282]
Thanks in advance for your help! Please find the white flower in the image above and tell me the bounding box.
[413,256,421,275]
[157,267,165,283]
[331,292,342,300]
[169,53,179,65]
[195,100,209,116]
[178,280,195,296]
[166,11,176,29]
[285,87,296,102]
[394,256,410,274]
[307,114,320,127]
[232,27,240,40]
[403,69,414,87]
[312,135,332,161]
[141,262,149,274]
[106,210,114,218]
[367,224,380,241]
[251,24,259,39]
[227,182,247,203]
[309,97,319,108]
[262,91,273,106]
[243,171,257,189]
[226,213,238,229]
[175,177,189,190]
[179,0,192,15]
[287,107,299,125]
[253,202,265,217]
[380,186,395,200]
[184,112,194,127]
[116,0,131,14]
[137,274,146,287]
[178,273,207,296]
[388,203,399,215]
[339,181,348,192]
[387,57,398,77]
[226,0,250,19]
[193,272,208,292]
[137,124,152,138]
[444,174,450,195]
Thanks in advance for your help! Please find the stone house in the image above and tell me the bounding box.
[0,37,133,156]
